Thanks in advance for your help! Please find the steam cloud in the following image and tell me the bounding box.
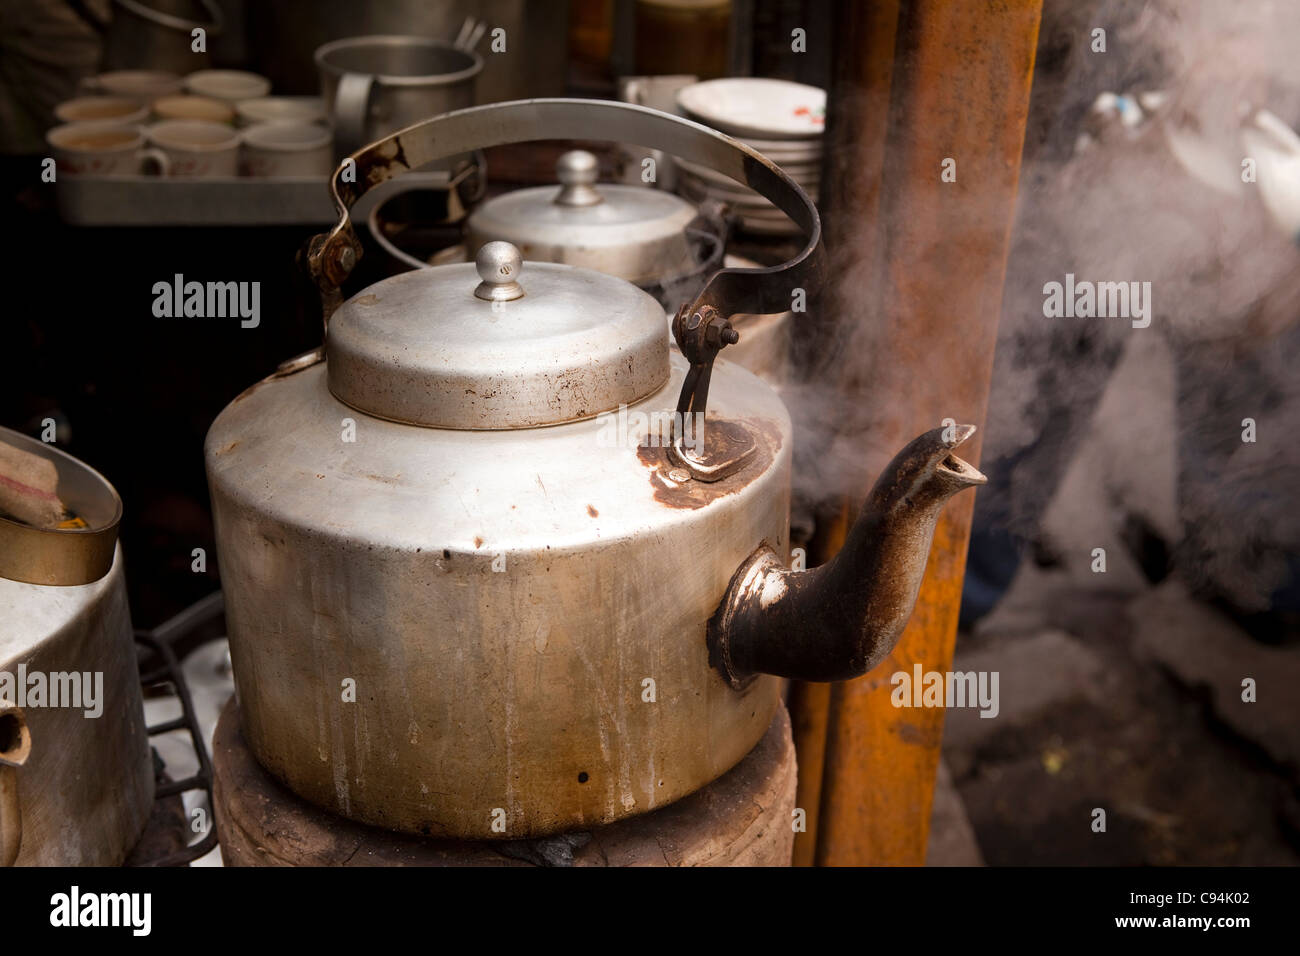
[789,0,1300,613]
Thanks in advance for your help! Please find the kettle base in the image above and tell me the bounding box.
[213,696,797,867]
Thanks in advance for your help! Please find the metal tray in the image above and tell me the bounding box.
[54,170,466,227]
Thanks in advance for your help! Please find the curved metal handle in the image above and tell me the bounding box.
[307,98,822,327]
[331,72,376,161]
[365,156,486,272]
[113,0,223,34]
[137,146,170,177]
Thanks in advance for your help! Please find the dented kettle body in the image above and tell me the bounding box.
[206,347,791,839]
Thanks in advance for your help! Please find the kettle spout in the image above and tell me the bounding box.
[708,424,987,686]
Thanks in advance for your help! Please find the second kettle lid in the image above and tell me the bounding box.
[466,150,697,276]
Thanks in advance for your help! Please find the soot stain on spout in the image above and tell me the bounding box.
[636,417,780,510]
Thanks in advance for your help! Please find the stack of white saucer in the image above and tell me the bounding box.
[675,77,824,236]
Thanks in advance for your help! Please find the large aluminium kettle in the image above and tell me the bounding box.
[204,99,986,840]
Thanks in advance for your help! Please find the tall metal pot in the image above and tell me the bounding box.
[0,428,154,865]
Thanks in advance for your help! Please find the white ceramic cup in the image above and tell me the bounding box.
[152,95,235,124]
[184,69,272,103]
[147,120,241,178]
[82,70,184,101]
[240,122,333,178]
[46,123,169,176]
[54,95,151,126]
[234,96,327,127]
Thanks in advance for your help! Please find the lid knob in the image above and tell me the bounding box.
[554,150,603,207]
[474,241,526,302]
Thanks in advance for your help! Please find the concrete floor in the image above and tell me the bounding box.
[933,333,1299,866]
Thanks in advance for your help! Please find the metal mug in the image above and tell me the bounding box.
[314,35,483,159]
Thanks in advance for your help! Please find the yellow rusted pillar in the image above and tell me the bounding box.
[812,0,1042,866]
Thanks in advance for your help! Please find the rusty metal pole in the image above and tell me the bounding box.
[788,670,833,866]
[788,0,901,869]
[787,506,843,866]
[812,0,1042,866]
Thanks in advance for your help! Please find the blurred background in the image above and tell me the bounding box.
[1,0,1297,866]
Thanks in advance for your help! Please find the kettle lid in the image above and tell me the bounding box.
[465,150,698,283]
[326,241,670,430]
